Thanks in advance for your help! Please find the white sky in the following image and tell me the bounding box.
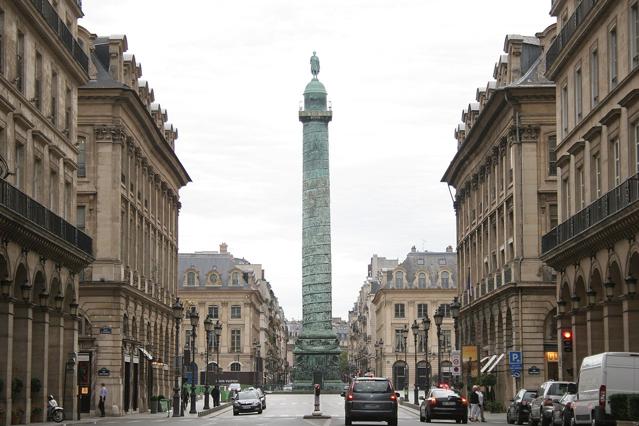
[81,1,555,321]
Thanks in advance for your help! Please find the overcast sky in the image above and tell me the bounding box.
[81,1,555,321]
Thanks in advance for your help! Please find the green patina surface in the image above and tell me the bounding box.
[293,53,341,390]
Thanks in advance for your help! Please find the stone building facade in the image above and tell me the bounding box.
[177,244,289,389]
[541,0,639,380]
[0,0,93,423]
[352,247,457,393]
[75,33,190,416]
[442,31,558,403]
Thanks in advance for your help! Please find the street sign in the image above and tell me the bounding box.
[512,370,521,378]
[509,351,522,369]
[451,350,461,376]
[528,366,541,375]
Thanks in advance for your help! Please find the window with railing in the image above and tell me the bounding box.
[613,138,621,186]
[395,271,404,289]
[593,153,602,198]
[16,30,24,92]
[394,329,406,352]
[577,167,585,209]
[394,303,405,318]
[14,142,24,190]
[575,65,583,122]
[51,70,58,125]
[561,84,569,137]
[35,52,42,109]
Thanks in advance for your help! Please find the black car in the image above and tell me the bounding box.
[507,388,537,424]
[419,388,468,423]
[232,390,263,415]
[342,376,399,426]
[551,393,577,426]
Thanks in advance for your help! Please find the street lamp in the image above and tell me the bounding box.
[433,306,444,384]
[171,298,184,417]
[401,324,408,400]
[54,292,64,311]
[604,277,616,301]
[450,297,460,351]
[188,307,199,414]
[411,319,420,404]
[376,338,384,377]
[214,320,223,388]
[625,275,637,298]
[422,316,431,388]
[203,314,214,410]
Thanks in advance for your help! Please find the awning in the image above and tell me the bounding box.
[138,347,153,361]
[480,356,490,363]
[480,355,497,373]
[485,353,505,374]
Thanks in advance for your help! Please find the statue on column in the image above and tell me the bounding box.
[310,51,320,78]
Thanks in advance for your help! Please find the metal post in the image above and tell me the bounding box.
[203,329,210,410]
[437,325,442,384]
[172,303,182,417]
[216,334,220,387]
[403,330,408,401]
[189,308,198,414]
[413,331,418,404]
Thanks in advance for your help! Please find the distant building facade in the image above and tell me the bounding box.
[177,244,289,388]
[443,31,558,402]
[75,33,190,416]
[541,0,639,379]
[0,0,93,423]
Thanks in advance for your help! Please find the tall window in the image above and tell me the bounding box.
[548,136,557,176]
[394,303,405,318]
[208,305,219,319]
[593,154,602,198]
[231,271,240,286]
[418,272,426,288]
[187,271,195,286]
[77,205,86,231]
[35,52,42,110]
[395,271,404,289]
[77,138,86,177]
[561,84,569,138]
[0,9,4,75]
[635,122,639,173]
[64,87,71,132]
[51,70,58,125]
[394,329,406,352]
[562,177,570,217]
[613,138,621,186]
[574,66,582,122]
[33,157,43,201]
[609,26,618,88]
[16,30,24,92]
[64,180,71,220]
[442,330,452,353]
[549,204,558,229]
[230,362,241,372]
[441,271,450,288]
[417,303,428,318]
[14,143,24,190]
[577,167,585,209]
[631,4,639,69]
[231,305,241,319]
[591,48,599,107]
[231,329,241,352]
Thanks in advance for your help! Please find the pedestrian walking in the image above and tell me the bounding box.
[98,383,108,417]
[469,385,480,422]
[181,385,189,413]
[211,385,220,407]
[477,386,486,422]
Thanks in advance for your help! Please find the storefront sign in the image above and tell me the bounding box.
[545,351,558,362]
[99,326,112,334]
[97,368,110,377]
[81,386,89,395]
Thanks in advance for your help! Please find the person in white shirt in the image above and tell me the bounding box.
[99,383,108,417]
[476,387,485,422]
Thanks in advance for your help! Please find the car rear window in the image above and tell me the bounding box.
[353,380,392,393]
[548,383,571,395]
[523,392,536,400]
[432,390,458,398]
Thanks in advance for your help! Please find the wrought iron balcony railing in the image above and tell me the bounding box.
[0,179,93,255]
[542,173,639,254]
[546,0,598,72]
[29,0,89,73]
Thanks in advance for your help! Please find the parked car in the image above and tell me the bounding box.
[419,387,468,423]
[228,383,241,392]
[506,388,537,424]
[571,352,639,426]
[342,376,399,426]
[551,393,577,426]
[530,381,576,426]
[283,383,293,392]
[232,390,263,415]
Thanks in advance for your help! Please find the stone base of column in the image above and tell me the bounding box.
[292,337,342,391]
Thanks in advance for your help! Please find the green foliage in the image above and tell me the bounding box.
[11,378,23,398]
[31,407,42,415]
[339,351,349,377]
[31,378,42,394]
[485,400,505,413]
[628,394,639,420]
[150,395,161,401]
[610,394,628,420]
[478,374,497,387]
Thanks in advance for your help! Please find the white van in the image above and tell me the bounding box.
[572,352,639,425]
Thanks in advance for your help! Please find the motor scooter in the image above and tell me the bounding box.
[47,395,64,423]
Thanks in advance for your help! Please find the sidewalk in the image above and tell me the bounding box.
[41,396,231,425]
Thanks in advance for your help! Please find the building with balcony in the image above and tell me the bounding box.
[0,0,93,423]
[369,247,457,393]
[177,244,289,390]
[75,33,190,416]
[541,0,639,380]
[442,30,558,403]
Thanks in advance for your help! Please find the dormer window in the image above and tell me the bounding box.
[208,273,218,285]
[232,272,240,286]
[187,271,196,286]
[395,271,404,289]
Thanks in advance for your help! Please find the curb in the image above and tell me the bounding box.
[197,402,232,417]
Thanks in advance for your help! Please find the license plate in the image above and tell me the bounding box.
[442,402,456,406]
[365,404,380,409]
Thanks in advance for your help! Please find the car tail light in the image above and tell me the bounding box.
[522,401,528,406]
[543,398,554,406]
[429,397,437,406]
[461,397,468,406]
[389,394,397,401]
[347,393,353,401]
[599,385,606,410]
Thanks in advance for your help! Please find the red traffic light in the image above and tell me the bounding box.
[562,330,572,339]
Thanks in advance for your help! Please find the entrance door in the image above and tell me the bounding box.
[124,361,131,412]
[393,362,406,391]
[77,353,91,413]
[132,362,139,411]
[417,361,430,389]
[546,361,558,380]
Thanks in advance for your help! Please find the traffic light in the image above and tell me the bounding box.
[562,329,573,353]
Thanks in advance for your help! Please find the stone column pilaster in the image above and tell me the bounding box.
[586,305,604,355]
[31,307,49,423]
[0,299,15,426]
[12,303,32,424]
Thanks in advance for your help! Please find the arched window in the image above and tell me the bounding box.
[230,362,241,372]
[441,271,450,288]
[395,271,404,289]
[418,272,426,289]
[187,271,196,286]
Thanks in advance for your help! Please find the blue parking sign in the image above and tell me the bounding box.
[509,351,522,368]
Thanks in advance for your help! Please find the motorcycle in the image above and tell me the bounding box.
[47,395,64,423]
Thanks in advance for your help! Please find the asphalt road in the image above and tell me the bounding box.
[65,394,508,426]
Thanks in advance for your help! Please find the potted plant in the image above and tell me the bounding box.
[150,395,160,414]
[31,407,43,422]
[31,378,42,394]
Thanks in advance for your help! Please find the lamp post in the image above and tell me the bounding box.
[188,307,199,414]
[203,315,214,410]
[411,320,420,404]
[433,306,444,385]
[401,324,408,400]
[450,297,461,388]
[422,316,431,388]
[253,339,260,386]
[214,320,222,387]
[172,299,184,417]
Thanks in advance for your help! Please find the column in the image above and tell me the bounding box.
[0,297,14,426]
[31,306,49,423]
[586,305,605,355]
[623,297,639,352]
[571,309,587,377]
[63,314,78,419]
[603,301,624,352]
[11,303,32,424]
[48,313,64,408]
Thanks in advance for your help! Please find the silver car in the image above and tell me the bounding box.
[530,381,575,426]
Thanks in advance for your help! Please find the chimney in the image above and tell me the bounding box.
[446,245,453,253]
[220,242,228,254]
[411,246,417,253]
